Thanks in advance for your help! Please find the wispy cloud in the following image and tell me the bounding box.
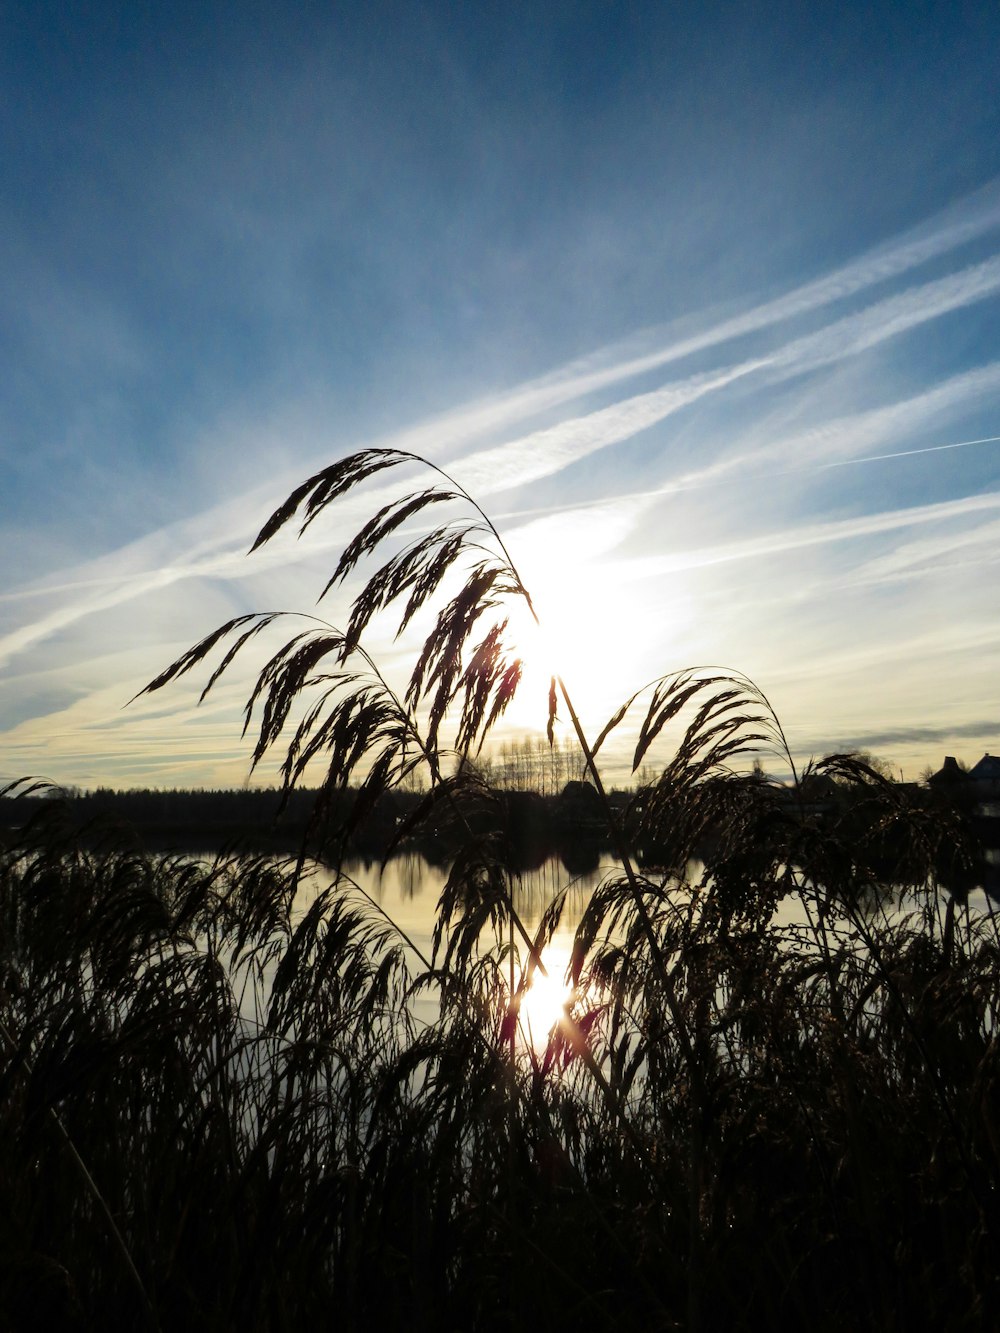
[472,178,1000,414]
[670,362,1000,492]
[630,490,1000,577]
[762,254,1000,378]
[812,719,1000,755]
[445,361,768,496]
[3,182,1000,784]
[449,250,1000,507]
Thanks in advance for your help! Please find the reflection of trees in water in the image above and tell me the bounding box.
[391,850,426,901]
[339,850,448,908]
[339,850,613,934]
[931,809,1000,902]
[937,852,1000,903]
[558,835,603,877]
[511,854,611,928]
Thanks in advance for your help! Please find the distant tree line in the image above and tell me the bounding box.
[463,735,588,794]
[0,786,346,848]
[0,775,608,863]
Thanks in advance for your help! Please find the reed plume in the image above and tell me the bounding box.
[2,451,995,1330]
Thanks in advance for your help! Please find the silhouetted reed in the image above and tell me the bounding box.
[2,451,997,1330]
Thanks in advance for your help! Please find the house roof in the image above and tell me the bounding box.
[969,753,1000,781]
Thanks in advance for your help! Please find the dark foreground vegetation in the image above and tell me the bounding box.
[2,449,998,1331]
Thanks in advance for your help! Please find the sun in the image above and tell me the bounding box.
[517,944,573,1047]
[501,509,692,734]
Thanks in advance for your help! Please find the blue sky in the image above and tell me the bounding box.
[2,1,1000,789]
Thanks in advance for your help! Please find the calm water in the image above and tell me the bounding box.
[272,853,619,1040]
[294,852,616,1021]
[295,850,998,983]
[213,848,997,1044]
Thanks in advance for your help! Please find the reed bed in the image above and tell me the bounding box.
[2,450,998,1331]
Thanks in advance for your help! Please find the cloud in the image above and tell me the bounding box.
[762,254,1000,379]
[443,361,768,497]
[446,249,1000,509]
[4,182,1000,786]
[816,720,1000,753]
[475,177,1000,409]
[667,363,1000,494]
[626,490,1000,578]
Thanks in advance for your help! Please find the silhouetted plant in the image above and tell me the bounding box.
[1,451,997,1331]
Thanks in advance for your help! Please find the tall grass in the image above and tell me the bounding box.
[2,450,998,1330]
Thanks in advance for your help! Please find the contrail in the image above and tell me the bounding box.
[492,430,1000,528]
[814,432,1000,471]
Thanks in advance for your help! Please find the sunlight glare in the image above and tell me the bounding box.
[518,945,573,1046]
[505,508,693,733]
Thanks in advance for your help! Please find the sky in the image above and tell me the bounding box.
[2,0,1000,790]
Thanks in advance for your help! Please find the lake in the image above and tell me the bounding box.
[277,847,998,1043]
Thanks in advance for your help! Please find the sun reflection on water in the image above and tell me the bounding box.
[516,943,574,1049]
